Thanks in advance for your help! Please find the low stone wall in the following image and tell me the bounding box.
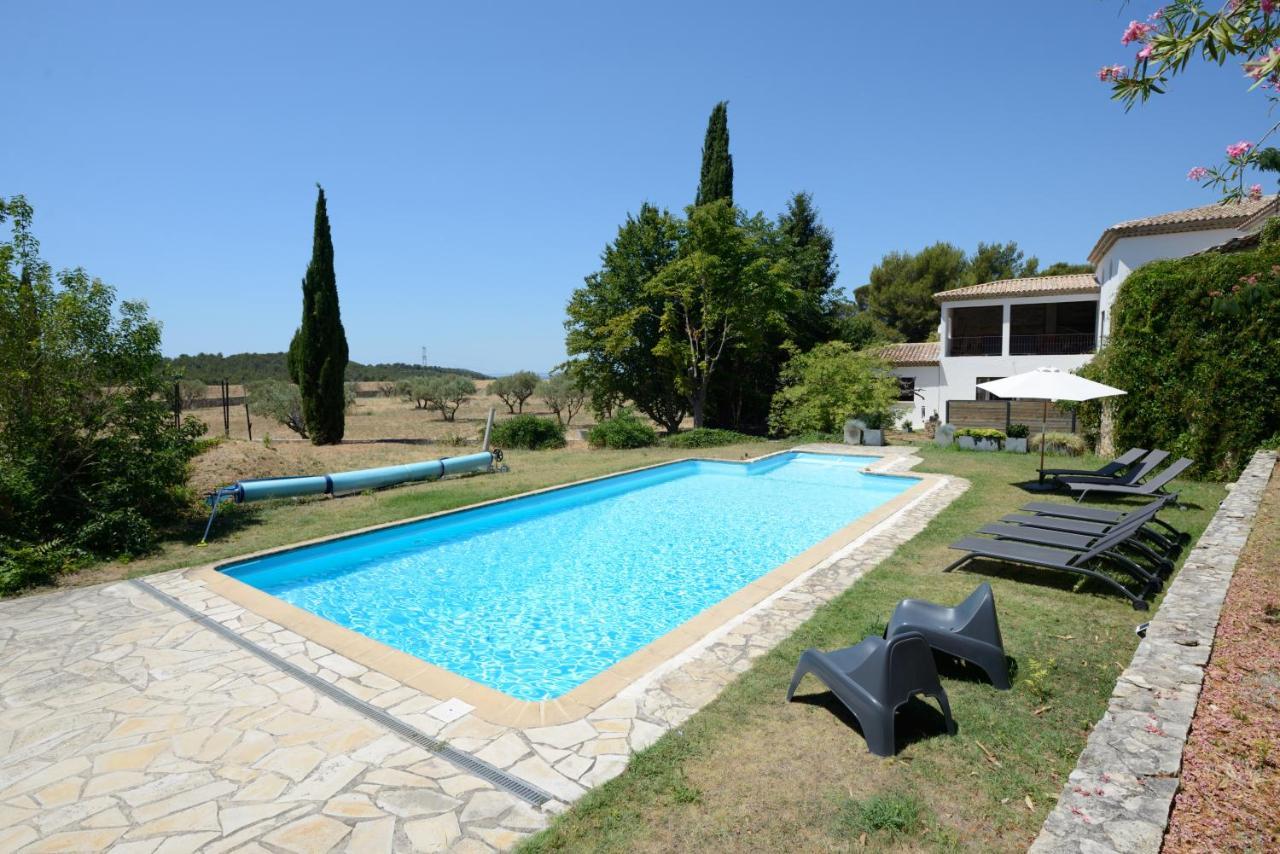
[1029,450,1277,853]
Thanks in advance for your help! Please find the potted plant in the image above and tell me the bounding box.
[1005,423,1029,453]
[956,427,1005,451]
[859,411,889,446]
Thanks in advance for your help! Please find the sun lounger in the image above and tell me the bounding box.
[977,522,1170,582]
[1002,496,1180,557]
[786,631,954,756]
[1064,457,1192,501]
[1056,449,1169,487]
[886,583,1010,690]
[1037,447,1146,480]
[1019,497,1186,544]
[944,523,1158,609]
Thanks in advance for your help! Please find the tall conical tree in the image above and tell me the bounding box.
[695,101,733,206]
[297,185,348,445]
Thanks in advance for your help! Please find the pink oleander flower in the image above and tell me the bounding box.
[1149,6,1164,20]
[1249,183,1264,200]
[1121,20,1154,45]
[1137,43,1155,61]
[1097,64,1128,82]
[1226,140,1254,159]
[1187,166,1209,181]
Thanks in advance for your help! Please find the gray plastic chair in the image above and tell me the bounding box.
[886,583,1011,690]
[1065,457,1193,501]
[1037,447,1146,480]
[786,631,954,756]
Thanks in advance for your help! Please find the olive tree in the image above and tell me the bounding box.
[490,371,540,413]
[538,372,587,427]
[247,380,307,437]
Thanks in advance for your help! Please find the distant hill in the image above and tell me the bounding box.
[166,352,491,384]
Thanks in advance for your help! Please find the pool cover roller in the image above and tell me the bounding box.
[223,452,496,503]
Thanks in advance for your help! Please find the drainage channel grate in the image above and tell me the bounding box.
[130,578,553,807]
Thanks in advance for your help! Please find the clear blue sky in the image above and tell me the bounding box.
[4,2,1266,374]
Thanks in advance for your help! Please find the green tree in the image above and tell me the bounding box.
[565,203,688,432]
[649,200,790,428]
[247,380,307,437]
[967,240,1038,284]
[419,375,476,421]
[296,185,348,445]
[861,242,969,342]
[1037,261,1094,276]
[0,196,205,588]
[695,101,733,206]
[768,341,899,435]
[490,371,540,413]
[778,191,840,349]
[538,372,587,427]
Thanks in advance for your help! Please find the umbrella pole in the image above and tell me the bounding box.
[1039,399,1048,482]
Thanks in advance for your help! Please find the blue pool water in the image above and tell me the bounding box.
[223,452,914,701]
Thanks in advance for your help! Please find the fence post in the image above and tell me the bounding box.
[222,379,230,437]
[244,401,252,442]
[945,400,951,424]
[173,381,181,428]
[1005,400,1011,433]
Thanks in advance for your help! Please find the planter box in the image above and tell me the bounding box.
[975,438,999,452]
[1005,437,1028,453]
[957,436,998,451]
[957,435,975,450]
[862,428,885,446]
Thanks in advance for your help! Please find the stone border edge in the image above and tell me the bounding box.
[1029,450,1278,853]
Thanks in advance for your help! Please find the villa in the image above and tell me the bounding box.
[887,195,1280,429]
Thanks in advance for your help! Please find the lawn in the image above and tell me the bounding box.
[516,444,1226,853]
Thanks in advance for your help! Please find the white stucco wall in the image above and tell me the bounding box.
[1094,228,1242,332]
[889,364,943,428]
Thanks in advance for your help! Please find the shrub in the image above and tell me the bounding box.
[0,196,205,572]
[176,379,208,410]
[662,428,763,449]
[1031,431,1085,456]
[489,414,566,450]
[789,430,844,444]
[588,409,658,449]
[1084,234,1280,478]
[858,409,894,430]
[769,342,899,435]
[956,428,1006,441]
[400,375,475,421]
[0,540,84,596]
[1007,423,1030,439]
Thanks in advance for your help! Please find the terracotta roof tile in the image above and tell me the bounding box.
[1088,196,1279,263]
[878,341,940,365]
[933,273,1099,303]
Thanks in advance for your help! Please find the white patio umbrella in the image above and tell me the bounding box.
[976,367,1126,489]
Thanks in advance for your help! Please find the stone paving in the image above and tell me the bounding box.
[1,445,963,852]
[1030,450,1277,854]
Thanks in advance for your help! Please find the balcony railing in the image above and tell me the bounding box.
[1009,333,1096,356]
[946,335,1002,357]
[947,333,1098,357]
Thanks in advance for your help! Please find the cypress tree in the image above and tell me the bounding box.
[695,101,733,206]
[297,185,348,445]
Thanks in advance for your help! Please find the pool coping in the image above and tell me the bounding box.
[190,447,940,727]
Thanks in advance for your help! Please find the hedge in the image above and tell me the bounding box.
[1085,230,1280,479]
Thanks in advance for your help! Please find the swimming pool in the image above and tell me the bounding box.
[222,452,916,701]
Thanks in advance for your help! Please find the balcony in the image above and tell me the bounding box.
[946,335,1002,357]
[1009,332,1096,356]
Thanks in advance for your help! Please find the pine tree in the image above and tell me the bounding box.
[695,102,733,206]
[297,185,348,445]
[779,191,839,351]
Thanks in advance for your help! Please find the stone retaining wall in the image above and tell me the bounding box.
[1030,450,1277,853]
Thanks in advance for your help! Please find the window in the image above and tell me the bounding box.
[976,377,1005,401]
[897,377,916,402]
